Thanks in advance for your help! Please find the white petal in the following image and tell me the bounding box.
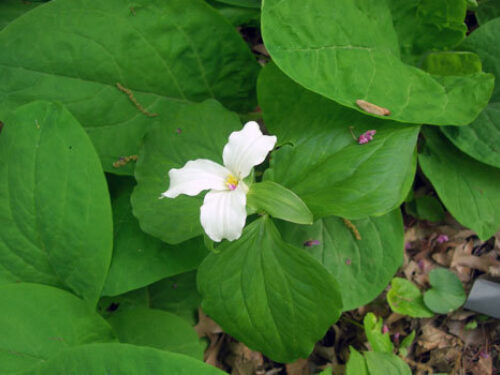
[162,159,230,198]
[200,185,247,242]
[222,121,277,179]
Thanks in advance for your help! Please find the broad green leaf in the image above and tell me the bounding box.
[258,63,419,219]
[0,101,112,304]
[346,347,368,375]
[0,283,115,374]
[462,19,500,102]
[363,313,394,354]
[206,0,260,26]
[107,308,204,360]
[213,0,260,9]
[26,343,226,375]
[441,104,500,168]
[131,100,241,244]
[0,0,39,30]
[466,0,478,10]
[98,288,150,319]
[247,181,313,224]
[423,268,466,314]
[405,196,445,222]
[388,0,468,64]
[102,178,207,296]
[387,278,434,318]
[442,19,500,168]
[149,271,202,325]
[419,127,500,240]
[0,0,259,175]
[422,52,483,76]
[365,352,412,375]
[261,0,493,125]
[476,0,500,25]
[278,209,404,311]
[198,216,342,363]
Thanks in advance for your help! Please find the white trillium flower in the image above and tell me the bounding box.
[161,121,277,242]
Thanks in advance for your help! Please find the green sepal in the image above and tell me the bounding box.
[247,181,313,225]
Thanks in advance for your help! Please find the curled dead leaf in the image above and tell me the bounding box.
[355,99,391,116]
[418,323,459,351]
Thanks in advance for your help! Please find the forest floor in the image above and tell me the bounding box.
[195,214,500,375]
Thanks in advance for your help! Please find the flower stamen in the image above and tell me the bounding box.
[226,175,239,191]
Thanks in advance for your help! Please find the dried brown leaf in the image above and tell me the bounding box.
[418,324,459,351]
[355,99,391,116]
[227,342,264,375]
[195,308,223,338]
[471,355,493,375]
[285,358,310,375]
[447,321,484,346]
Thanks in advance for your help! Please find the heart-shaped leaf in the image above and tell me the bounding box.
[387,278,434,318]
[198,216,342,363]
[423,268,466,314]
[0,101,112,303]
[261,0,493,125]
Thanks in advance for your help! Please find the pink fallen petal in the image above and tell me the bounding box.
[366,130,376,137]
[436,234,449,244]
[358,130,377,145]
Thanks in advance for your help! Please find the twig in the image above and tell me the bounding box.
[112,154,138,168]
[116,82,158,117]
[342,218,362,240]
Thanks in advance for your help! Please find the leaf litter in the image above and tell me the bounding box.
[197,212,499,374]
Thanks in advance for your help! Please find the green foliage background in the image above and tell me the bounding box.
[0,0,498,372]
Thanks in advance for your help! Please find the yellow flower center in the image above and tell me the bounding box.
[226,175,239,191]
